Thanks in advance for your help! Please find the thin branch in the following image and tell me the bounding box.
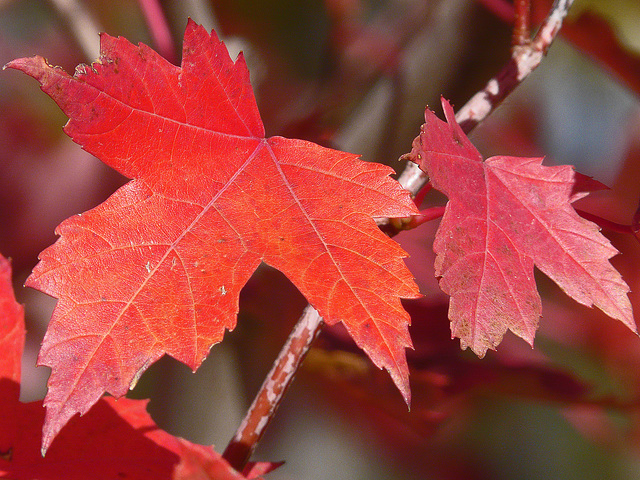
[456,0,574,135]
[632,197,640,234]
[532,0,574,54]
[512,0,531,47]
[223,306,324,471]
[138,0,177,64]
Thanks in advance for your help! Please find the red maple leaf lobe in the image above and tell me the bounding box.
[6,20,419,450]
[410,98,635,356]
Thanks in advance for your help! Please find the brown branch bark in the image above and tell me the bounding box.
[222,305,323,471]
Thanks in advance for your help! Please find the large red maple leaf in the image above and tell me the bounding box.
[409,98,635,355]
[6,20,419,451]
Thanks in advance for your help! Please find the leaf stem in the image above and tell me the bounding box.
[575,209,635,236]
[223,306,324,471]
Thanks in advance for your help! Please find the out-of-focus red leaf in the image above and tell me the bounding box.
[6,19,419,450]
[2,381,277,480]
[409,97,635,356]
[308,339,595,473]
[0,393,183,480]
[0,255,24,382]
[173,439,282,480]
[0,251,181,479]
[571,172,610,198]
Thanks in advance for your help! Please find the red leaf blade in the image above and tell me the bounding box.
[0,394,183,479]
[6,21,420,450]
[411,98,635,356]
[0,255,24,382]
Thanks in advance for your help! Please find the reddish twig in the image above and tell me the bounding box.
[632,198,640,235]
[223,306,324,471]
[416,206,446,224]
[512,0,531,47]
[389,206,446,231]
[457,0,574,133]
[138,0,177,64]
[413,182,433,208]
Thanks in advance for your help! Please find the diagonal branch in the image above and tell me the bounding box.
[222,305,323,470]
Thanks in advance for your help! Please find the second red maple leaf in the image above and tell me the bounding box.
[409,98,635,356]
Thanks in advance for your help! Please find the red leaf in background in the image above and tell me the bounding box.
[0,394,180,480]
[0,255,24,382]
[409,98,636,356]
[0,250,179,480]
[559,11,640,98]
[0,251,178,479]
[571,172,610,197]
[6,19,419,451]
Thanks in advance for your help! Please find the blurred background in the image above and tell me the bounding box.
[1,0,640,478]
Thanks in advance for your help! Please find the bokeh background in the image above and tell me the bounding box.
[1,0,640,478]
